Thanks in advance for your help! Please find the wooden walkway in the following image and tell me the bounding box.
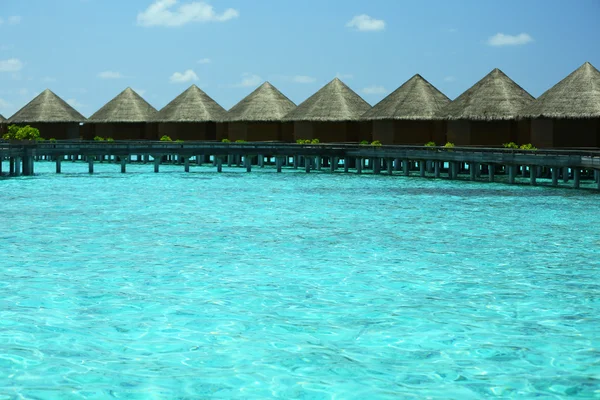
[1,141,599,190]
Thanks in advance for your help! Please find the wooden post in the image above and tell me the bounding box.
[184,157,190,173]
[356,158,362,174]
[403,159,409,176]
[508,165,516,184]
[217,156,222,172]
[344,157,349,173]
[276,157,283,173]
[386,159,393,175]
[245,156,251,172]
[56,157,62,174]
[373,158,381,174]
[573,168,580,188]
[563,167,569,183]
[434,161,440,178]
[551,167,558,186]
[530,165,536,186]
[258,155,264,168]
[154,156,160,173]
[469,163,476,181]
[121,157,127,173]
[293,155,299,169]
[227,154,233,167]
[88,157,94,174]
[394,158,401,172]
[305,157,311,173]
[419,161,425,177]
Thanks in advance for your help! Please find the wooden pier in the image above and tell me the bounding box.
[1,141,599,190]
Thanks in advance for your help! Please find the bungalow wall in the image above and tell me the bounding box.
[372,120,446,145]
[157,122,217,141]
[0,122,7,136]
[87,123,159,140]
[227,122,286,142]
[26,123,81,140]
[531,118,599,148]
[447,120,529,146]
[216,123,228,141]
[293,121,369,143]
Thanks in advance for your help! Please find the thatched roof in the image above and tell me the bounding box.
[89,87,157,123]
[362,74,450,120]
[225,82,296,122]
[437,68,534,120]
[521,62,600,119]
[284,78,371,121]
[0,114,6,123]
[8,89,86,123]
[154,85,227,122]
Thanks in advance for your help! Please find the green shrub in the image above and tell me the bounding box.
[444,142,455,148]
[371,140,382,146]
[311,138,320,144]
[49,138,57,143]
[160,135,172,142]
[503,142,519,149]
[106,137,115,142]
[424,141,436,147]
[2,125,42,141]
[175,139,184,143]
[93,136,105,141]
[235,140,247,143]
[222,139,231,143]
[519,143,537,151]
[360,140,369,145]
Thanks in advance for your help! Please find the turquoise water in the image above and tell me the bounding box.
[1,162,599,399]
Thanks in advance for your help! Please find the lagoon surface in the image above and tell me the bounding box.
[1,162,599,399]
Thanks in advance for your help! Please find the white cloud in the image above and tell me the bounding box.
[362,85,386,95]
[487,33,533,47]
[336,73,353,80]
[0,98,11,109]
[197,58,212,64]
[0,58,23,72]
[67,98,85,108]
[98,71,123,79]
[444,76,456,82]
[346,14,385,32]
[292,75,316,84]
[137,0,239,27]
[169,69,199,83]
[8,16,22,25]
[233,73,262,88]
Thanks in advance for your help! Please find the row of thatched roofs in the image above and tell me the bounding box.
[1,62,599,125]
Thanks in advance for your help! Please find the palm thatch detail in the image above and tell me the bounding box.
[225,82,296,122]
[437,69,534,120]
[89,87,157,123]
[154,85,227,122]
[0,114,6,123]
[362,74,450,120]
[8,89,86,123]
[521,62,600,119]
[284,78,371,121]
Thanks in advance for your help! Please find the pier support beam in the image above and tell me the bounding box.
[488,164,494,182]
[227,154,233,167]
[434,161,440,178]
[305,157,311,173]
[356,158,362,174]
[154,157,160,173]
[551,167,559,186]
[563,167,569,183]
[508,165,516,184]
[394,158,401,172]
[258,155,264,168]
[316,156,322,171]
[276,157,283,173]
[530,165,536,186]
[184,157,190,173]
[469,163,477,181]
[419,161,425,177]
[88,157,94,174]
[13,157,21,176]
[121,157,127,173]
[293,155,299,169]
[373,158,381,174]
[403,159,409,176]
[216,157,222,172]
[344,157,349,173]
[573,168,580,189]
[330,157,337,172]
[386,159,393,175]
[245,156,252,172]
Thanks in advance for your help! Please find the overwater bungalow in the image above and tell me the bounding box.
[438,69,534,146]
[154,85,227,141]
[224,82,296,142]
[521,62,600,148]
[284,78,372,143]
[362,74,450,145]
[0,114,6,136]
[7,89,86,139]
[86,88,158,140]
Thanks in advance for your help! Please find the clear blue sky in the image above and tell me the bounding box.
[0,0,598,117]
